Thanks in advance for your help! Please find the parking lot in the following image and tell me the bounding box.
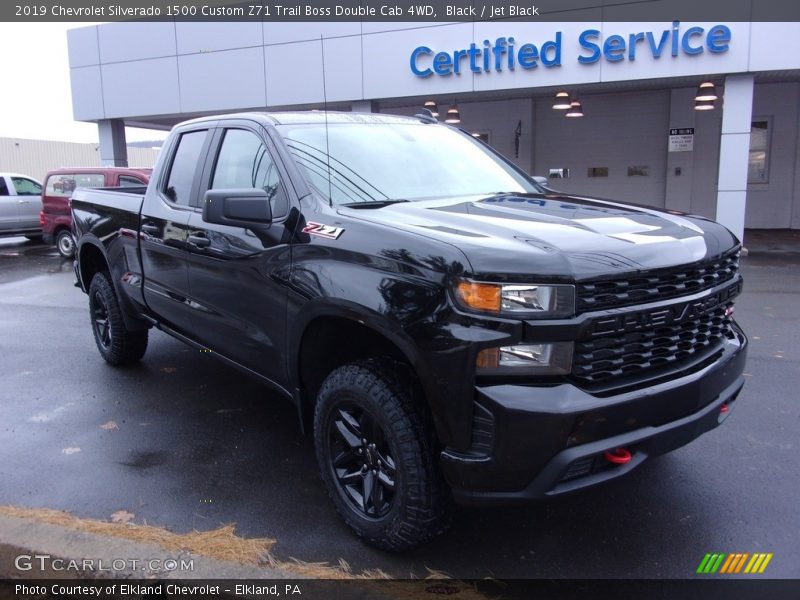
[1,235,798,579]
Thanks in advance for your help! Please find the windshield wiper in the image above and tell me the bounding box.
[340,199,411,208]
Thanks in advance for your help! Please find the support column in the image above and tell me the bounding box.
[665,88,697,214]
[351,100,378,113]
[715,75,754,241]
[97,119,128,167]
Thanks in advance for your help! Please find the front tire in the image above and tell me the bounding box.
[88,272,148,365]
[314,360,449,551]
[56,229,75,258]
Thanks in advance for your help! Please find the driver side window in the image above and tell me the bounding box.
[212,129,288,218]
[11,177,42,196]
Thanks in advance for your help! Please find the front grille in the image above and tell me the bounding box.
[576,251,740,313]
[572,304,734,384]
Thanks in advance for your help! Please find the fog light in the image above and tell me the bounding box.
[476,342,572,375]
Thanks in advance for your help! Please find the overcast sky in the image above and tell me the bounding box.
[0,23,167,144]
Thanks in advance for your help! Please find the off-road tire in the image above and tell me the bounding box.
[88,271,148,365]
[314,359,450,551]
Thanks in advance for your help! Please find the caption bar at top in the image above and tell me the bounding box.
[4,0,800,22]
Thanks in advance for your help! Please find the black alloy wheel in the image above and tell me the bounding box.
[92,289,112,349]
[328,403,397,518]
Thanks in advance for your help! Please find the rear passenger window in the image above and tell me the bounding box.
[74,174,105,189]
[164,131,206,206]
[0,179,8,196]
[212,129,288,217]
[119,176,144,187]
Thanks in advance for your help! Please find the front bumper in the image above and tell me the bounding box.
[441,325,747,505]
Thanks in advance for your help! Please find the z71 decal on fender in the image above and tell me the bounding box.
[302,222,345,239]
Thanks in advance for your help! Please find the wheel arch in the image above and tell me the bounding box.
[291,303,441,439]
[77,239,107,292]
[77,237,149,332]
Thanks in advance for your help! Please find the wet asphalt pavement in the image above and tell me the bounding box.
[0,235,798,579]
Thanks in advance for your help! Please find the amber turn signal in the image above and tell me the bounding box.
[455,281,501,312]
[476,347,501,368]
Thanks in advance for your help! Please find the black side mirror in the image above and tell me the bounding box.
[202,188,272,228]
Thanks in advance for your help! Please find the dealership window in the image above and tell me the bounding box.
[748,119,771,184]
[164,130,207,206]
[212,129,288,217]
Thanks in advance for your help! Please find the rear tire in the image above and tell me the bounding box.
[88,272,148,365]
[56,229,75,258]
[314,360,449,551]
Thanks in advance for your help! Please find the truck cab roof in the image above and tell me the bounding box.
[177,111,428,128]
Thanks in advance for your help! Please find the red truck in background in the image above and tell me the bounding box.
[42,167,151,257]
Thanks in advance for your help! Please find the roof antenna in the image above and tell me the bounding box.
[320,35,333,207]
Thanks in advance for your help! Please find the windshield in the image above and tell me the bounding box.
[275,121,541,204]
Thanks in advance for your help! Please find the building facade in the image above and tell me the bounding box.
[67,20,800,238]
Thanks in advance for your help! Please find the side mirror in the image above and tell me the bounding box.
[202,188,272,228]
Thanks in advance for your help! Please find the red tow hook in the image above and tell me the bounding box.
[604,447,632,465]
[720,403,730,414]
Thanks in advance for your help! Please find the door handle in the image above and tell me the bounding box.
[17,200,30,204]
[188,234,210,248]
[141,223,159,235]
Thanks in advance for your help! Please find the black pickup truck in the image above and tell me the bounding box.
[72,111,747,550]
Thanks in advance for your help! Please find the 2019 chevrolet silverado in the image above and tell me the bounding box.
[72,112,747,550]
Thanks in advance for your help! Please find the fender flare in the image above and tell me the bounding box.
[288,298,441,428]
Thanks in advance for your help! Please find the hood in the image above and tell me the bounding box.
[338,193,739,281]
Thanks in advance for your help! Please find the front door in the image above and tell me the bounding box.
[185,124,295,388]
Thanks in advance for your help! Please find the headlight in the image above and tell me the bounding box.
[477,342,573,375]
[454,280,575,318]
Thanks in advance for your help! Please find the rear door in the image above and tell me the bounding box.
[139,125,214,336]
[184,122,295,387]
[43,173,76,218]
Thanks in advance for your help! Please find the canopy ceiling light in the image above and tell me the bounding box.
[424,100,439,118]
[445,103,461,124]
[695,82,719,101]
[694,99,716,111]
[552,91,572,110]
[565,100,584,117]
